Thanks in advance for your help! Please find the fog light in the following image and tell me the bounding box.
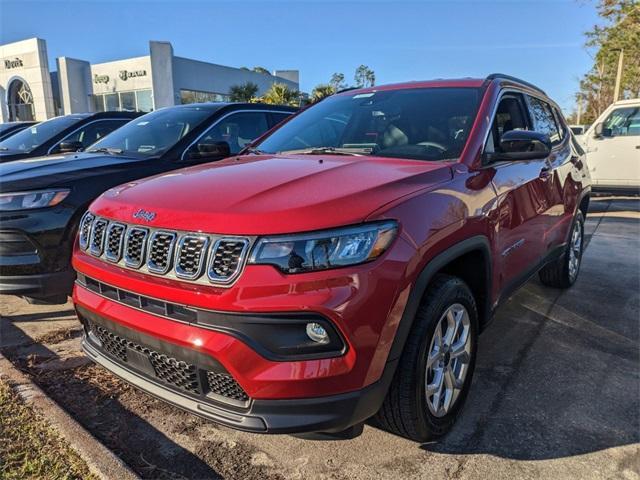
[306,322,329,344]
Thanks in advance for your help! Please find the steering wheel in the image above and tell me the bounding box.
[417,141,448,152]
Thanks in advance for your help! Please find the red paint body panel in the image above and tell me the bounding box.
[73,78,591,410]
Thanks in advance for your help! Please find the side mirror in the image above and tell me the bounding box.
[594,122,603,137]
[189,141,231,160]
[57,140,84,153]
[485,130,551,163]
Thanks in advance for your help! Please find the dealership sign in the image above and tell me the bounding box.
[93,74,109,84]
[119,69,147,81]
[3,57,24,69]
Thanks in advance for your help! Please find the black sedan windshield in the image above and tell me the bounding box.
[87,107,214,157]
[0,116,81,153]
[256,87,481,161]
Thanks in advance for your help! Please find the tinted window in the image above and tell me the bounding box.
[256,88,481,161]
[0,116,82,152]
[187,112,269,156]
[526,95,561,145]
[87,107,213,157]
[269,112,293,127]
[55,119,130,151]
[603,107,640,137]
[485,93,530,154]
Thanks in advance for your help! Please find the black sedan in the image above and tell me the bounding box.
[0,122,38,142]
[0,103,296,303]
[0,112,140,163]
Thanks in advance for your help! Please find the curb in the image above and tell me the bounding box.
[0,353,139,480]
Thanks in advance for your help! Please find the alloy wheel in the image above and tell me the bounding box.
[425,303,471,417]
[568,219,583,282]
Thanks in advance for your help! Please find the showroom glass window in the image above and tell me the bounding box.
[91,89,153,113]
[602,107,640,136]
[256,87,481,161]
[180,89,230,104]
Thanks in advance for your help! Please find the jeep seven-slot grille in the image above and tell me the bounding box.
[105,223,126,262]
[147,232,176,274]
[79,212,95,250]
[80,214,251,286]
[124,228,148,269]
[176,236,208,279]
[88,322,249,403]
[89,219,108,256]
[208,239,249,282]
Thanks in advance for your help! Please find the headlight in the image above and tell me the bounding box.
[0,189,70,211]
[249,221,398,273]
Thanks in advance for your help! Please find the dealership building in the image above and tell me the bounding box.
[0,38,299,122]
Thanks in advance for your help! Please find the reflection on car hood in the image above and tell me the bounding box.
[90,154,453,235]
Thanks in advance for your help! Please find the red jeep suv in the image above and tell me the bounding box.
[72,74,590,441]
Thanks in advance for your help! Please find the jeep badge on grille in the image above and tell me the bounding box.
[133,208,156,222]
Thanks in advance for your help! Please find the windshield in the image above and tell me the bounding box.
[256,87,481,161]
[0,116,81,153]
[87,107,214,157]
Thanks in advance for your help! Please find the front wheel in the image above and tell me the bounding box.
[539,211,584,288]
[374,274,478,442]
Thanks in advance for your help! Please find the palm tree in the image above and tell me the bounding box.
[228,82,259,102]
[311,84,336,102]
[261,83,300,106]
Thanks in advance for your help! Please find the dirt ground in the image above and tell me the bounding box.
[1,196,638,480]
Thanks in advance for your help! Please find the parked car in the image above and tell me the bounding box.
[580,98,640,192]
[0,121,38,142]
[0,103,295,303]
[73,75,590,442]
[0,112,140,163]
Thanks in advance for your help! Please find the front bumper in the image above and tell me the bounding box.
[0,204,76,296]
[0,269,75,296]
[78,304,396,434]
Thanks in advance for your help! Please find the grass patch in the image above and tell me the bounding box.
[0,379,96,480]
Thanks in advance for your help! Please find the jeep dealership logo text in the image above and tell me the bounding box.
[93,74,109,84]
[119,69,147,81]
[4,57,23,69]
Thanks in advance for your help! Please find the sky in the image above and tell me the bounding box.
[0,0,601,113]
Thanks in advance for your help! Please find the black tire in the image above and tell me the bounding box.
[374,274,478,442]
[539,211,584,289]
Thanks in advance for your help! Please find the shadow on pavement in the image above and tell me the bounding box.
[0,318,222,480]
[420,198,639,461]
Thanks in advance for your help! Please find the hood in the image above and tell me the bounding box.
[90,154,452,235]
[0,152,145,191]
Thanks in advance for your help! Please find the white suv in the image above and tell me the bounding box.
[580,98,640,192]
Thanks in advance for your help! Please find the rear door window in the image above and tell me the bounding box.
[526,95,561,145]
[56,119,130,151]
[186,111,270,156]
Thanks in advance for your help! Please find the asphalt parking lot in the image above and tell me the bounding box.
[1,196,638,480]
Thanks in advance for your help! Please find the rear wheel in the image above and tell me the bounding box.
[375,274,478,441]
[539,211,584,288]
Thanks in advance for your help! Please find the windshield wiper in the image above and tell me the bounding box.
[87,147,124,155]
[0,147,8,151]
[280,146,370,156]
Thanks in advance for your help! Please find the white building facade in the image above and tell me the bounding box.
[0,38,299,122]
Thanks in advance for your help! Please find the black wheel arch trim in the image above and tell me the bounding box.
[386,235,492,364]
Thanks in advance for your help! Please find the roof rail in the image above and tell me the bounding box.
[485,73,546,95]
